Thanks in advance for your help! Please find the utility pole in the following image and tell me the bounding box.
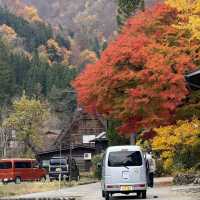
[59,142,62,191]
[130,133,137,145]
[68,108,79,183]
[69,143,72,183]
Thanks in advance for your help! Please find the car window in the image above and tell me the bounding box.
[14,161,31,168]
[108,151,142,167]
[0,162,12,169]
[50,158,67,165]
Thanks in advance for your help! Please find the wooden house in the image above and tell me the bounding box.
[36,110,108,171]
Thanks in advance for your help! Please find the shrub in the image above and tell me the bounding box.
[92,154,103,180]
[194,162,200,172]
[153,119,200,173]
[154,158,170,177]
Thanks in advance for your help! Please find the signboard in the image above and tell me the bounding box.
[83,135,95,144]
[84,153,92,160]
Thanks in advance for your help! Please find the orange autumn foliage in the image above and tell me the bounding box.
[73,4,199,135]
[2,0,42,23]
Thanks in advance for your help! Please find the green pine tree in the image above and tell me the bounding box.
[0,40,15,106]
[107,119,129,146]
[0,60,14,105]
[117,0,145,28]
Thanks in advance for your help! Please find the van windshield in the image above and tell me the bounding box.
[0,162,12,169]
[50,159,67,165]
[108,151,142,167]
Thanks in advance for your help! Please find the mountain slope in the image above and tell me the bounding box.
[0,0,162,50]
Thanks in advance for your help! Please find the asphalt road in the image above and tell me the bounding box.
[12,182,200,200]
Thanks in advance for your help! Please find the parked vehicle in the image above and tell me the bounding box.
[101,146,147,200]
[0,159,47,184]
[48,157,79,181]
[40,160,50,173]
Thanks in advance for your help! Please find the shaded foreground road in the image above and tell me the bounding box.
[12,181,200,200]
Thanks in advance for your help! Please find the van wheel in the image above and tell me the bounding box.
[136,192,141,198]
[141,190,147,199]
[105,192,110,200]
[15,177,21,184]
[40,176,46,182]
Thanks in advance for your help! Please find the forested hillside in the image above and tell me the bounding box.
[0,0,162,50]
[0,5,86,156]
[0,7,79,121]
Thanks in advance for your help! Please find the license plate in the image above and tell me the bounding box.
[120,186,133,191]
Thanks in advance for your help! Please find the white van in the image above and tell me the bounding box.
[101,145,147,200]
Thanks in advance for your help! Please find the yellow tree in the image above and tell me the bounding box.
[22,5,43,22]
[38,40,71,66]
[153,119,200,171]
[3,94,49,156]
[46,39,71,65]
[166,0,200,40]
[0,24,17,44]
[79,49,98,65]
[16,5,42,22]
[2,0,42,23]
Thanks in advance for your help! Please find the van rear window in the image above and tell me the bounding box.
[108,151,142,167]
[0,162,12,169]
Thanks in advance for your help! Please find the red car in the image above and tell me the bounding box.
[0,158,47,184]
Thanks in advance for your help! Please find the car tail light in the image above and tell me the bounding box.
[134,184,145,187]
[107,185,120,189]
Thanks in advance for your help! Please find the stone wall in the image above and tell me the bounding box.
[173,173,200,185]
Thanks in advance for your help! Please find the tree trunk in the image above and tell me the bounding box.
[23,136,38,156]
[130,133,137,145]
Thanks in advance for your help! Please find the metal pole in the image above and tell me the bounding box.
[69,143,72,183]
[3,129,7,157]
[130,133,137,145]
[59,143,62,191]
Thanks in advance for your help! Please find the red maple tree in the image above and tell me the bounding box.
[73,4,197,135]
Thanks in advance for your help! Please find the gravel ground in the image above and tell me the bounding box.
[6,182,200,200]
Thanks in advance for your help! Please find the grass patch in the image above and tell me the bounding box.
[0,177,98,198]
